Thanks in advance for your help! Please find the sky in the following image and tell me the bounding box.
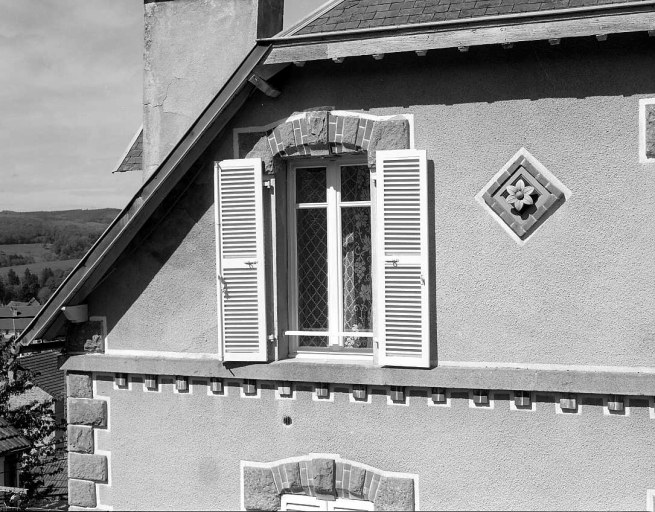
[0,0,325,212]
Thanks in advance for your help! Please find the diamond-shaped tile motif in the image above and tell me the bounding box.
[477,148,570,242]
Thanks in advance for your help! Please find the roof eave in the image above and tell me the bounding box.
[261,1,655,65]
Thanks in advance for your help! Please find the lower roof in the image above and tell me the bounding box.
[0,418,30,457]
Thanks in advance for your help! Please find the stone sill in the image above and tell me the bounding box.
[59,354,655,396]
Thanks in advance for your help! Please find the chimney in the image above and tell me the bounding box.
[143,0,284,177]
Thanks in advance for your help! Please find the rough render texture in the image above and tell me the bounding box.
[87,36,655,367]
[647,104,655,159]
[95,379,655,510]
[69,478,97,508]
[67,373,93,399]
[68,398,107,428]
[68,425,94,454]
[69,452,108,483]
[143,0,283,176]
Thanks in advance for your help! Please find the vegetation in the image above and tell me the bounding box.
[0,335,62,508]
[0,253,34,268]
[0,209,118,305]
[0,209,118,260]
[0,267,72,305]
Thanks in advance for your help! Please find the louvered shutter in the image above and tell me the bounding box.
[376,149,430,368]
[215,158,267,362]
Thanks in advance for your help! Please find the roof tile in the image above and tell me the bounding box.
[294,0,645,35]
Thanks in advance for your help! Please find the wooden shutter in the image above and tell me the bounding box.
[376,149,430,368]
[215,158,267,362]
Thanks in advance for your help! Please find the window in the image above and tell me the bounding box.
[280,494,374,511]
[286,159,374,357]
[215,150,431,367]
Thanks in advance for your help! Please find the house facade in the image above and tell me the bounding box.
[17,0,655,510]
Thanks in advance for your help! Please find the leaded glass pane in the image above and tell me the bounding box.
[298,335,329,348]
[343,335,371,349]
[341,165,370,202]
[297,208,328,331]
[342,207,372,341]
[296,168,326,203]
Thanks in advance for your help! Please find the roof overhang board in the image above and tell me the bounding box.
[17,45,271,347]
[264,10,655,65]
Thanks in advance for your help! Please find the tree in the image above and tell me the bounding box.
[0,336,62,508]
[6,268,19,286]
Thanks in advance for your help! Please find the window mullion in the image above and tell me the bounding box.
[327,163,340,347]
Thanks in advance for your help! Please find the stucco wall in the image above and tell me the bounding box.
[94,375,655,511]
[88,35,655,367]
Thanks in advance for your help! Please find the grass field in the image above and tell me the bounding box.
[0,243,53,262]
[0,259,80,278]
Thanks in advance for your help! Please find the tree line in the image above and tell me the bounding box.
[0,209,119,259]
[0,267,70,305]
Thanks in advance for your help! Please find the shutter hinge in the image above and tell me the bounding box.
[264,178,275,189]
[267,334,277,347]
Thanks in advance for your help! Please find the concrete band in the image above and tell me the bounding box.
[61,355,655,396]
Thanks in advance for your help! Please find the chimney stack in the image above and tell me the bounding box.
[143,0,284,177]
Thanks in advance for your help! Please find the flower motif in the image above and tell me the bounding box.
[505,179,535,211]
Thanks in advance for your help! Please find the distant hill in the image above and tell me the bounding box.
[0,209,119,259]
[0,209,119,304]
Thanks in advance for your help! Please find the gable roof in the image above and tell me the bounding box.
[17,44,272,348]
[291,0,648,35]
[0,418,30,456]
[16,1,655,348]
[113,127,143,174]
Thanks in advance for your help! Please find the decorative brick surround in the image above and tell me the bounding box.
[66,372,109,509]
[477,147,571,243]
[242,454,417,511]
[237,110,410,173]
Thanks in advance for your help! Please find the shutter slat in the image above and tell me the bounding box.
[377,150,430,368]
[216,158,267,362]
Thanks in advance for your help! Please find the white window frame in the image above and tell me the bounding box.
[285,156,376,361]
[280,494,375,511]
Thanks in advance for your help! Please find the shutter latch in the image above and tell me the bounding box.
[218,274,228,298]
[245,260,257,268]
[420,274,426,285]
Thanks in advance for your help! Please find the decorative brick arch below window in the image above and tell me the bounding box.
[236,110,411,173]
[241,454,416,511]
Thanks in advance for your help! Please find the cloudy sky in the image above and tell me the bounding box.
[0,0,324,212]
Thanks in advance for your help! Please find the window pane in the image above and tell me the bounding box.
[343,335,371,350]
[341,165,370,202]
[298,335,329,348]
[297,208,328,331]
[296,167,326,203]
[342,207,372,339]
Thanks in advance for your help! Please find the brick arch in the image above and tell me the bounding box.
[236,110,411,174]
[242,454,416,511]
